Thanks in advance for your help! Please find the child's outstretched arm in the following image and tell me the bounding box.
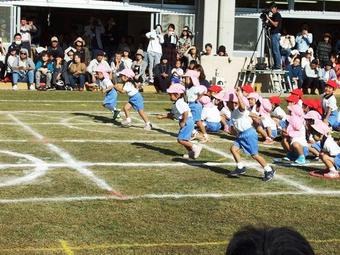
[236,88,245,112]
[157,112,174,120]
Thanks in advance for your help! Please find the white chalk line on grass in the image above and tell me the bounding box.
[0,161,268,169]
[0,150,49,187]
[131,116,316,193]
[0,99,169,103]
[7,114,116,193]
[1,190,340,204]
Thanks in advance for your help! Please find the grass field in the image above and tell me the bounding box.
[0,90,339,255]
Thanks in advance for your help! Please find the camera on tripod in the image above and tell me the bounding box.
[260,9,270,22]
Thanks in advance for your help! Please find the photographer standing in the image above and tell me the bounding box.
[146,24,164,84]
[266,2,282,70]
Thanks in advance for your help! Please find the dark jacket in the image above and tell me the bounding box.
[316,42,332,64]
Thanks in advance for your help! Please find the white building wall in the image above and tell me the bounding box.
[218,0,235,56]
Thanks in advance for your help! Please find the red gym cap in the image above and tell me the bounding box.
[241,84,255,94]
[290,89,303,98]
[326,80,337,89]
[269,96,281,105]
[208,85,223,93]
[286,94,299,104]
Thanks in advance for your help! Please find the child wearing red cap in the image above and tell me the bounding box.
[290,88,303,107]
[241,84,255,97]
[310,120,340,178]
[321,80,339,130]
[270,96,287,130]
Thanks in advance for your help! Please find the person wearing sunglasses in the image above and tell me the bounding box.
[11,48,35,90]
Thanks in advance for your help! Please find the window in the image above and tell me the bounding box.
[235,0,289,10]
[234,17,258,51]
[294,0,324,11]
[0,6,11,43]
[325,0,340,12]
[130,0,194,4]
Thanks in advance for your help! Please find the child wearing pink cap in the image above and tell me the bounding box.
[248,93,274,144]
[199,96,222,132]
[259,98,278,144]
[114,68,152,130]
[184,70,208,142]
[281,105,309,165]
[158,84,203,159]
[213,91,232,133]
[228,88,275,182]
[310,120,340,178]
[95,65,120,120]
[304,111,323,159]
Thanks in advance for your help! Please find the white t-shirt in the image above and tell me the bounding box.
[171,67,184,78]
[322,136,340,156]
[272,106,287,120]
[262,116,277,130]
[201,106,221,123]
[87,59,111,74]
[123,82,138,97]
[99,78,113,91]
[122,58,133,69]
[220,106,231,119]
[322,94,338,112]
[250,105,260,116]
[231,108,253,132]
[171,98,192,120]
[186,86,205,103]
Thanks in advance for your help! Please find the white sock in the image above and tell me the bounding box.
[264,165,272,172]
[329,167,336,172]
[237,162,244,169]
[203,133,208,138]
[146,121,151,125]
[126,117,131,122]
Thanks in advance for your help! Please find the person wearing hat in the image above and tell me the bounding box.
[86,50,111,85]
[310,120,340,179]
[184,45,200,68]
[47,36,63,59]
[52,53,69,89]
[265,2,282,70]
[301,48,314,69]
[295,25,313,57]
[5,45,18,81]
[178,26,193,59]
[74,37,90,64]
[35,51,54,90]
[131,49,147,87]
[153,56,172,93]
[11,48,35,91]
[9,33,23,55]
[321,80,339,130]
[316,33,332,68]
[302,59,322,95]
[270,96,287,130]
[146,24,164,84]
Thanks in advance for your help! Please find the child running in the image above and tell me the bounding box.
[228,88,276,181]
[95,65,120,120]
[114,68,152,130]
[158,83,203,159]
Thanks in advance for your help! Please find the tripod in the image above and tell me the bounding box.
[247,23,273,70]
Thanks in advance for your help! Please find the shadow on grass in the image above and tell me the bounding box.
[73,112,121,125]
[132,142,261,180]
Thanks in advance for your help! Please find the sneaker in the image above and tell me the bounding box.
[121,119,132,127]
[229,167,247,177]
[190,132,199,141]
[263,137,274,145]
[12,85,18,91]
[323,171,339,179]
[192,144,203,159]
[294,156,306,165]
[183,151,194,159]
[112,110,121,121]
[312,156,320,162]
[263,169,276,182]
[29,84,36,91]
[144,123,152,131]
